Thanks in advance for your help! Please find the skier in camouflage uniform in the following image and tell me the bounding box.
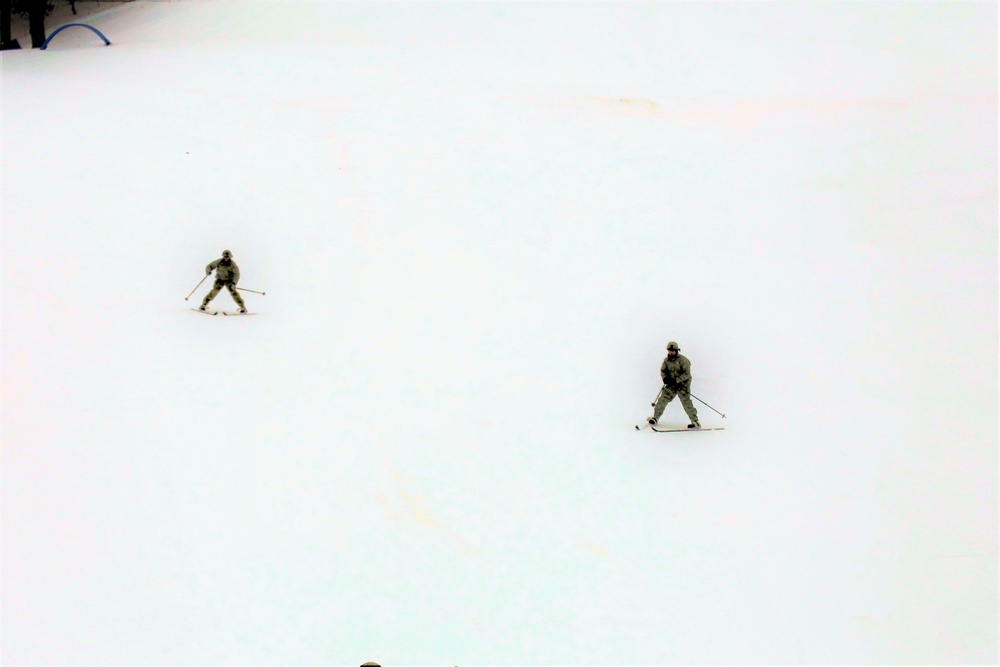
[200,249,247,313]
[648,341,700,428]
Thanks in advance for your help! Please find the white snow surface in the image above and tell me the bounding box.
[2,1,997,664]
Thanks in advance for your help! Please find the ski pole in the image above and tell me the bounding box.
[185,274,209,301]
[236,287,266,296]
[651,385,665,407]
[687,391,726,418]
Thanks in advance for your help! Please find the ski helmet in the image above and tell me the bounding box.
[666,341,680,351]
[222,249,232,259]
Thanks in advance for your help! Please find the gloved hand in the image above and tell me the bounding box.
[205,267,213,275]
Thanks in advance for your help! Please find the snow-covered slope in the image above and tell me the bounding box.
[2,1,996,663]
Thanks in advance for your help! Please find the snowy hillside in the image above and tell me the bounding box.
[2,1,997,664]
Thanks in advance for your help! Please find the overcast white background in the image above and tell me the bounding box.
[2,1,997,664]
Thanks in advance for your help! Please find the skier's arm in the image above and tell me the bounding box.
[660,358,670,385]
[232,264,240,285]
[206,259,220,275]
[675,359,692,387]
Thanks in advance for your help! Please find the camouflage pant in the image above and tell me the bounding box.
[653,386,699,423]
[202,280,246,309]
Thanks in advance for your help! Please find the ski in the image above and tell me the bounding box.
[635,423,653,431]
[190,308,255,316]
[650,426,725,433]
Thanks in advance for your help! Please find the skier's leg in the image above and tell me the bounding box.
[202,280,223,308]
[678,389,699,423]
[226,283,246,310]
[652,387,676,422]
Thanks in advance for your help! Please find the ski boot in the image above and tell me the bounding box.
[239,307,247,314]
[647,416,658,425]
[687,421,700,429]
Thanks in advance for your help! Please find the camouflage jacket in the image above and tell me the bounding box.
[661,353,692,388]
[207,258,240,284]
